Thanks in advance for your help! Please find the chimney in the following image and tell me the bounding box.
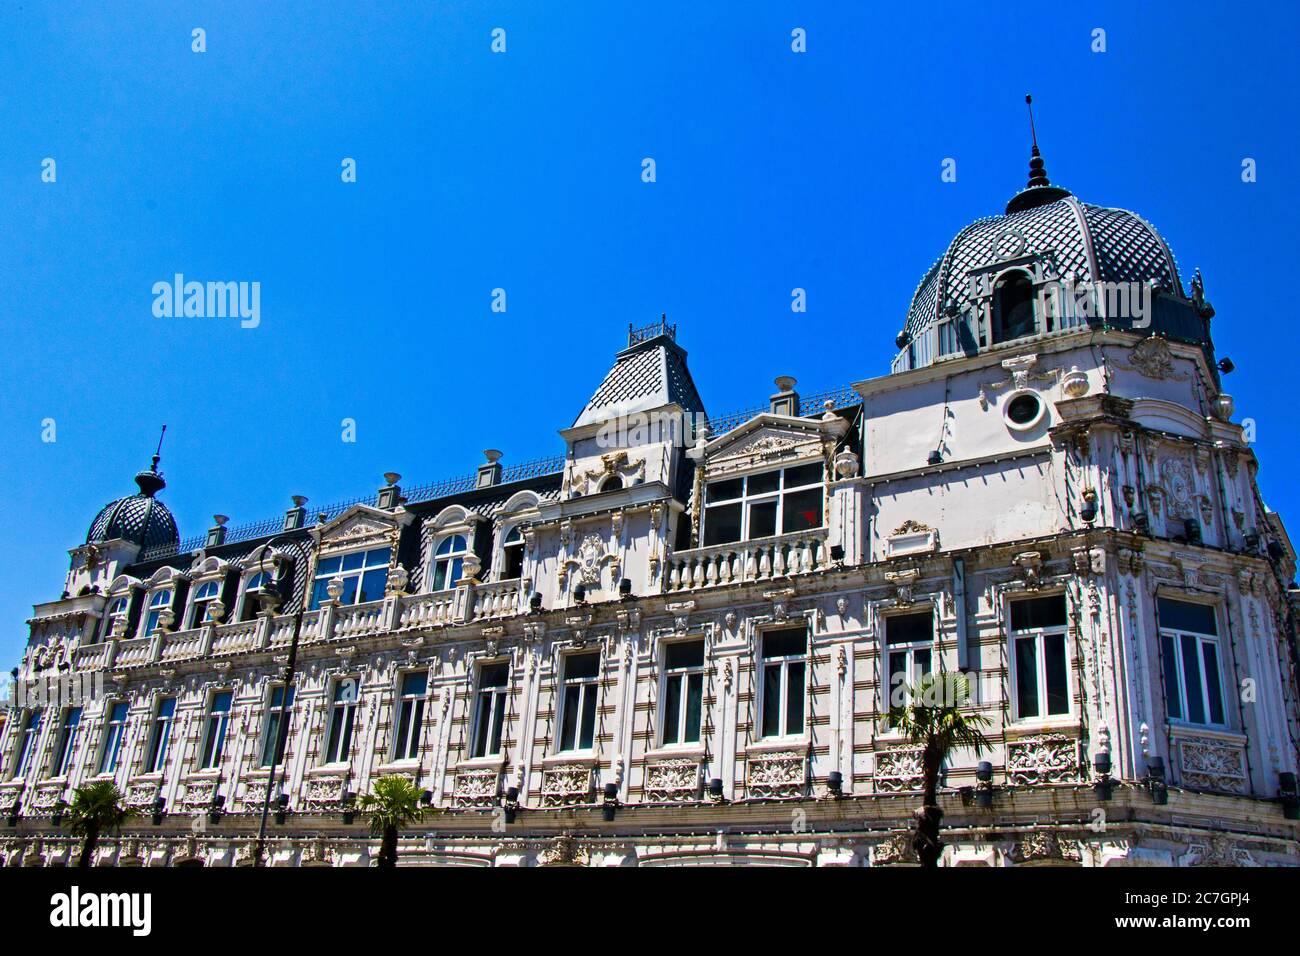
[770,376,800,416]
[477,450,503,488]
[283,496,308,531]
[206,515,229,548]
[377,474,403,510]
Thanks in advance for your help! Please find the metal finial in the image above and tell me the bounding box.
[1025,94,1038,151]
[151,424,168,472]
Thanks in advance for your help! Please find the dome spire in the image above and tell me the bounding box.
[1006,94,1071,214]
[134,424,167,497]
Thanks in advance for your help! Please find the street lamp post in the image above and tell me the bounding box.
[251,535,312,867]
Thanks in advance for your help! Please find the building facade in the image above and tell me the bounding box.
[4,153,1299,867]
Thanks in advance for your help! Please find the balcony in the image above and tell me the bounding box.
[666,527,831,593]
[472,578,523,620]
[160,627,205,662]
[211,619,259,655]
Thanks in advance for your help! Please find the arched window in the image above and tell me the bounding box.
[432,535,468,591]
[501,527,525,580]
[600,474,624,492]
[101,595,130,641]
[142,589,173,635]
[240,572,273,622]
[189,580,221,627]
[992,271,1037,344]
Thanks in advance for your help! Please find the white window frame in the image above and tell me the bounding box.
[259,685,294,768]
[187,579,222,629]
[498,526,525,582]
[12,709,42,779]
[199,690,233,771]
[98,701,129,775]
[759,627,808,740]
[52,706,82,778]
[702,461,824,547]
[323,677,359,766]
[883,609,935,715]
[100,595,131,641]
[1159,600,1226,729]
[145,697,176,775]
[470,661,510,759]
[1008,596,1071,722]
[430,535,469,593]
[557,651,601,753]
[659,639,706,747]
[310,547,391,610]
[238,571,276,622]
[140,588,175,637]
[392,671,427,763]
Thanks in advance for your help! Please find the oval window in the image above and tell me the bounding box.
[1004,392,1045,431]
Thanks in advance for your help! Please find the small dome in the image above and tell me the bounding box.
[85,459,179,551]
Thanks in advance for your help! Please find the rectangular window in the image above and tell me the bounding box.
[1158,598,1224,727]
[259,686,295,768]
[325,679,358,765]
[393,672,427,761]
[886,611,934,712]
[309,547,391,610]
[470,663,510,758]
[53,707,82,777]
[661,640,705,746]
[1009,595,1069,720]
[146,697,176,775]
[99,702,128,775]
[200,691,233,770]
[702,464,824,546]
[761,628,807,738]
[558,652,600,752]
[13,710,42,779]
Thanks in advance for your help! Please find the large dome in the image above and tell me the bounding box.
[891,133,1207,374]
[86,460,179,552]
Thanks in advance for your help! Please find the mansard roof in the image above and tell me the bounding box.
[573,324,706,428]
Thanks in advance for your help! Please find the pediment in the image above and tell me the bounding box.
[1129,399,1207,440]
[316,504,403,551]
[703,415,830,476]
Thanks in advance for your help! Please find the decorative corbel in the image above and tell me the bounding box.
[1012,551,1044,590]
[665,600,695,635]
[883,568,921,606]
[763,587,797,621]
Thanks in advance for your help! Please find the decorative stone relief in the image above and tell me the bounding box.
[1006,734,1078,785]
[1007,831,1083,864]
[871,832,918,865]
[453,768,500,808]
[745,750,806,799]
[644,759,701,802]
[1179,834,1256,867]
[873,746,924,793]
[180,775,221,809]
[301,772,350,811]
[1178,736,1247,793]
[1119,337,1188,381]
[541,764,594,807]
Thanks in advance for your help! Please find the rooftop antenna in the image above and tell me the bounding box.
[152,424,167,472]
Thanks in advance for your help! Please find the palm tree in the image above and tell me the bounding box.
[888,672,991,868]
[63,781,131,868]
[357,775,425,868]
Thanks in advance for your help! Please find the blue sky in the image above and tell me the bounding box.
[2,1,1297,669]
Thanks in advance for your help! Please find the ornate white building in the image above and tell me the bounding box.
[4,151,1299,867]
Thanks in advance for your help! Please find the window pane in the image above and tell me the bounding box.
[341,551,366,572]
[706,478,743,503]
[763,628,806,659]
[1180,634,1206,724]
[480,663,508,687]
[490,694,507,754]
[703,503,742,546]
[1016,637,1040,718]
[393,703,411,759]
[1010,595,1067,630]
[783,463,823,488]
[748,500,778,539]
[1158,598,1217,635]
[746,471,781,496]
[785,661,805,734]
[566,653,600,680]
[1161,634,1182,720]
[358,567,387,603]
[339,576,359,605]
[665,640,704,669]
[1044,633,1069,715]
[889,652,908,709]
[472,695,491,757]
[762,664,782,737]
[432,561,449,592]
[914,648,931,676]
[366,547,391,567]
[402,672,428,696]
[663,675,682,745]
[560,686,580,751]
[684,672,703,743]
[1202,642,1225,725]
[781,488,822,532]
[887,611,932,645]
[579,685,598,750]
[309,578,331,610]
[328,707,348,762]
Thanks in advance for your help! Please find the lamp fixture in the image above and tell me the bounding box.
[1146,756,1168,805]
[151,796,166,826]
[974,760,994,808]
[274,793,289,825]
[1280,772,1299,820]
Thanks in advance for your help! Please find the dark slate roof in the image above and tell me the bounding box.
[86,468,180,551]
[902,196,1184,342]
[573,333,706,428]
